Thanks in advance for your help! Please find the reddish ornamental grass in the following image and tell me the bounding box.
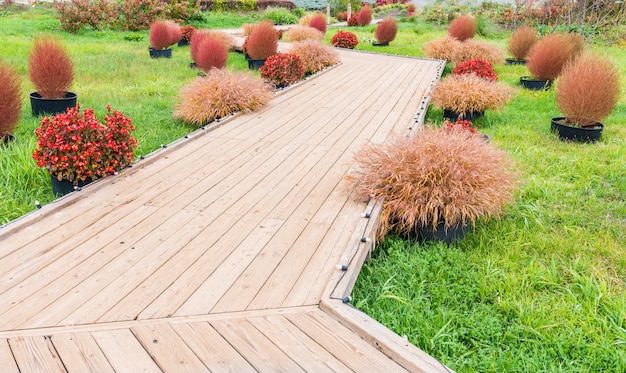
[260,53,305,87]
[150,20,174,50]
[245,20,278,60]
[165,20,181,45]
[507,26,537,60]
[308,13,326,34]
[290,40,339,74]
[452,39,504,66]
[448,14,475,41]
[356,5,372,26]
[331,30,358,49]
[195,37,228,72]
[0,61,21,137]
[190,30,210,62]
[28,37,74,99]
[375,17,398,44]
[336,11,347,21]
[526,33,578,81]
[556,54,620,127]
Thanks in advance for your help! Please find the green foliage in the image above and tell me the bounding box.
[292,7,305,17]
[328,0,361,14]
[260,6,299,24]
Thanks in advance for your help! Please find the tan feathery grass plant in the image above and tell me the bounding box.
[283,25,324,42]
[526,33,580,81]
[173,69,274,126]
[555,53,620,127]
[507,26,537,60]
[348,128,518,238]
[423,36,461,62]
[431,74,514,115]
[28,37,74,99]
[452,39,504,66]
[289,40,339,74]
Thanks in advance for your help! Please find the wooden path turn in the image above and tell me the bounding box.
[0,47,449,372]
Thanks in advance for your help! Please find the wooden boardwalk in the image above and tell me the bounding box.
[0,48,449,372]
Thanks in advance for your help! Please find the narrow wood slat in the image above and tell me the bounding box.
[91,329,162,373]
[0,339,19,373]
[50,332,115,373]
[211,318,305,372]
[8,336,66,373]
[248,314,353,373]
[131,324,210,372]
[287,310,410,372]
[171,322,257,373]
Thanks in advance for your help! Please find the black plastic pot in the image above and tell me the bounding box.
[30,92,78,116]
[149,47,172,59]
[506,58,526,65]
[1,133,16,147]
[443,109,484,122]
[415,219,470,245]
[551,117,603,143]
[50,175,93,196]
[177,40,189,47]
[520,76,552,90]
[247,58,266,70]
[372,41,389,47]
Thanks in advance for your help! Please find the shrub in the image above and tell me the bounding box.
[257,0,296,10]
[28,37,74,99]
[180,25,195,42]
[348,128,518,238]
[0,61,21,139]
[453,58,498,81]
[555,54,620,127]
[347,15,358,26]
[356,5,372,26]
[195,37,229,72]
[308,13,327,34]
[299,14,312,26]
[452,39,504,66]
[260,53,305,87]
[117,0,168,31]
[431,74,514,115]
[448,14,475,41]
[289,40,339,74]
[165,20,182,45]
[443,118,479,134]
[190,30,210,62]
[283,25,324,42]
[507,26,537,60]
[526,33,575,81]
[32,105,138,184]
[55,0,118,33]
[261,6,299,24]
[336,11,347,21]
[173,70,274,126]
[423,36,461,62]
[331,30,358,48]
[406,3,415,12]
[150,20,176,50]
[375,17,398,44]
[245,20,278,60]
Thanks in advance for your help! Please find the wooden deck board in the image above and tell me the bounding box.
[0,46,451,372]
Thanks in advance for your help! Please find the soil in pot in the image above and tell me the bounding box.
[520,76,552,90]
[551,117,603,143]
[30,92,78,116]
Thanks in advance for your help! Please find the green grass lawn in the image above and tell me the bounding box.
[1,5,625,371]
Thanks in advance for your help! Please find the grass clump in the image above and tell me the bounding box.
[289,40,339,74]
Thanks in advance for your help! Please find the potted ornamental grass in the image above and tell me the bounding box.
[28,37,77,116]
[308,13,327,35]
[244,20,278,70]
[0,61,21,145]
[431,73,514,121]
[356,5,372,26]
[149,20,181,58]
[194,35,229,72]
[32,105,138,196]
[506,26,537,65]
[373,17,398,46]
[289,40,339,74]
[448,14,475,41]
[348,127,518,243]
[522,33,583,90]
[552,53,621,143]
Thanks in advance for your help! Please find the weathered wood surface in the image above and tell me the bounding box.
[0,47,449,372]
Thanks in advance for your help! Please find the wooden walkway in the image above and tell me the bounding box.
[0,48,449,372]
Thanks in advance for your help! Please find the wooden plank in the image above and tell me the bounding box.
[91,329,162,373]
[171,322,257,373]
[131,324,210,372]
[50,332,115,373]
[0,339,19,373]
[8,336,66,373]
[211,318,305,372]
[248,314,353,373]
[321,300,455,373]
[286,310,410,372]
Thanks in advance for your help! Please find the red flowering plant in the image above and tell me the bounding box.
[452,59,498,81]
[259,53,305,87]
[443,118,480,134]
[33,105,138,184]
[180,25,195,42]
[331,30,358,49]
